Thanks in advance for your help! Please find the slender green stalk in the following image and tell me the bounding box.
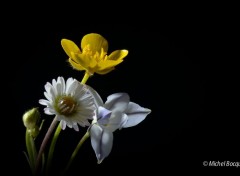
[62,132,90,175]
[25,130,36,174]
[35,117,58,176]
[81,71,91,84]
[45,123,62,175]
[30,133,37,167]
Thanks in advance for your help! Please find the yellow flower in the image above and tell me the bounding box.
[61,33,128,75]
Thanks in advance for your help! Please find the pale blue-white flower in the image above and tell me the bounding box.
[39,77,96,131]
[88,88,151,163]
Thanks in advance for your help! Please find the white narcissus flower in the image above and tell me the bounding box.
[39,77,96,131]
[88,87,151,164]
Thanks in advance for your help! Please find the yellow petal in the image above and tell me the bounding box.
[68,58,85,71]
[81,33,108,53]
[108,50,128,61]
[96,67,115,75]
[97,60,123,70]
[89,58,98,68]
[72,53,98,70]
[73,54,90,69]
[61,39,81,58]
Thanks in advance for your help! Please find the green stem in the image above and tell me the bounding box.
[81,71,91,84]
[30,133,37,168]
[35,117,58,176]
[25,130,36,174]
[62,131,90,175]
[45,123,62,175]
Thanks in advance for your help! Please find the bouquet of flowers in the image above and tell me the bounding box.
[22,33,151,175]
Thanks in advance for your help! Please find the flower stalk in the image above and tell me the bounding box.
[45,123,62,175]
[35,117,58,175]
[25,129,37,175]
[62,131,90,175]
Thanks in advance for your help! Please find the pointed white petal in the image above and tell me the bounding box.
[44,91,52,101]
[52,78,57,88]
[65,77,74,94]
[122,102,151,128]
[90,125,103,161]
[104,93,129,112]
[66,121,73,128]
[98,130,113,164]
[59,77,65,94]
[44,82,52,94]
[60,120,67,130]
[73,123,79,131]
[44,108,55,115]
[39,99,50,106]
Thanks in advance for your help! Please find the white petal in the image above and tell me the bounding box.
[60,120,67,130]
[76,108,94,117]
[44,91,52,101]
[59,77,65,94]
[86,85,104,107]
[44,108,55,115]
[104,93,129,112]
[52,78,57,88]
[97,106,112,125]
[66,80,78,95]
[73,123,79,131]
[55,83,61,95]
[78,96,95,108]
[44,82,52,94]
[39,99,50,106]
[98,130,113,164]
[122,102,151,128]
[90,124,103,161]
[119,113,128,130]
[77,120,90,127]
[66,121,73,128]
[105,111,124,132]
[57,76,64,85]
[78,93,92,102]
[50,86,56,99]
[65,77,74,94]
[74,84,86,99]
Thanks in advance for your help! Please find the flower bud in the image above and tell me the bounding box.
[22,108,40,129]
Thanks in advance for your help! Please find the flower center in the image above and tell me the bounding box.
[57,96,77,116]
[83,45,107,62]
[82,45,93,56]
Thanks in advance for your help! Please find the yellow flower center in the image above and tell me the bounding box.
[82,45,107,63]
[82,45,93,56]
[57,96,77,116]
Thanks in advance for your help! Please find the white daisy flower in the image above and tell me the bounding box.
[39,76,96,131]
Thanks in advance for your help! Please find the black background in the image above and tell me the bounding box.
[2,11,239,175]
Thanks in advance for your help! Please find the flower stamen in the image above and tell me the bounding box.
[82,45,92,56]
[57,96,77,116]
